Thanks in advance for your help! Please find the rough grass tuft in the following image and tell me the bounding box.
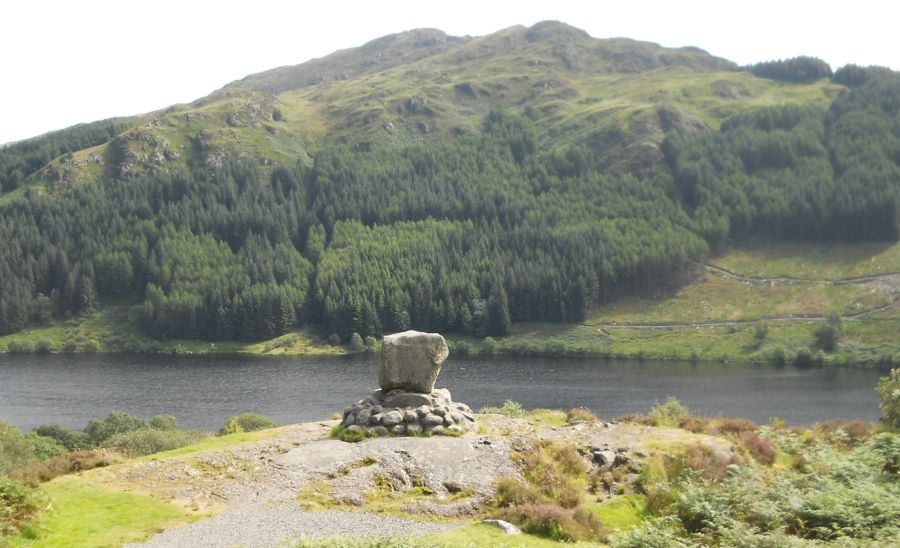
[566,407,600,424]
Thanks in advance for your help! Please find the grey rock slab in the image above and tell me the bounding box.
[379,330,449,393]
[383,391,432,408]
[431,388,453,407]
[277,439,357,472]
[381,410,403,427]
[482,519,523,535]
[593,450,616,466]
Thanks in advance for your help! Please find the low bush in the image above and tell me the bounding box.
[0,478,46,537]
[23,433,66,461]
[492,441,604,541]
[675,415,708,433]
[33,424,89,451]
[877,368,900,429]
[664,443,738,482]
[813,419,873,447]
[9,450,116,485]
[0,422,37,476]
[479,400,526,418]
[219,412,278,435]
[708,417,758,436]
[6,340,33,354]
[494,477,543,507]
[348,332,365,352]
[738,432,777,465]
[149,415,178,431]
[104,428,207,457]
[330,424,366,443]
[494,502,606,542]
[649,396,690,426]
[84,412,149,446]
[566,407,600,424]
[33,339,54,354]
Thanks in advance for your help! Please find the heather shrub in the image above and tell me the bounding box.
[9,450,116,485]
[104,428,207,457]
[494,503,606,542]
[219,412,278,435]
[813,419,873,447]
[494,478,544,507]
[738,432,777,465]
[675,415,708,433]
[664,443,738,482]
[492,441,604,541]
[708,417,758,436]
[566,407,600,424]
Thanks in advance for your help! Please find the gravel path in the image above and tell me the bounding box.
[128,505,458,547]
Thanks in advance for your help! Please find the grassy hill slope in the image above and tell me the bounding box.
[9,21,839,196]
[0,22,897,364]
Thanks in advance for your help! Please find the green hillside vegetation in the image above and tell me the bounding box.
[3,393,899,546]
[0,22,898,364]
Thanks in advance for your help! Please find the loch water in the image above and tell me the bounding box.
[0,353,884,431]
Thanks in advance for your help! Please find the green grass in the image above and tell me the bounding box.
[8,476,196,547]
[0,306,341,356]
[423,523,601,546]
[588,495,648,530]
[712,241,900,279]
[138,426,287,460]
[587,274,890,325]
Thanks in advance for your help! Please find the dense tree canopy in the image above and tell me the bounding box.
[1,75,899,342]
[746,56,833,83]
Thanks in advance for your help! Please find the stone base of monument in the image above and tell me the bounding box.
[341,387,477,436]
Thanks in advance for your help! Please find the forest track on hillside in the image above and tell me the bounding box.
[588,264,899,331]
[701,262,900,286]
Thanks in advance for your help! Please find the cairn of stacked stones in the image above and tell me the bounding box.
[341,331,477,436]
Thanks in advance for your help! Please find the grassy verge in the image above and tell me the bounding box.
[452,318,900,367]
[0,306,342,357]
[8,476,196,547]
[136,426,287,461]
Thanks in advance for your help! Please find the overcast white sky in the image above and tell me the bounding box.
[2,0,897,144]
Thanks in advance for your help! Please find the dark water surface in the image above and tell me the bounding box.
[0,354,884,431]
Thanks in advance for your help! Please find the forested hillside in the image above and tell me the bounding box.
[0,22,898,346]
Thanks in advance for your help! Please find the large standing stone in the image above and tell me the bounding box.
[379,331,449,393]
